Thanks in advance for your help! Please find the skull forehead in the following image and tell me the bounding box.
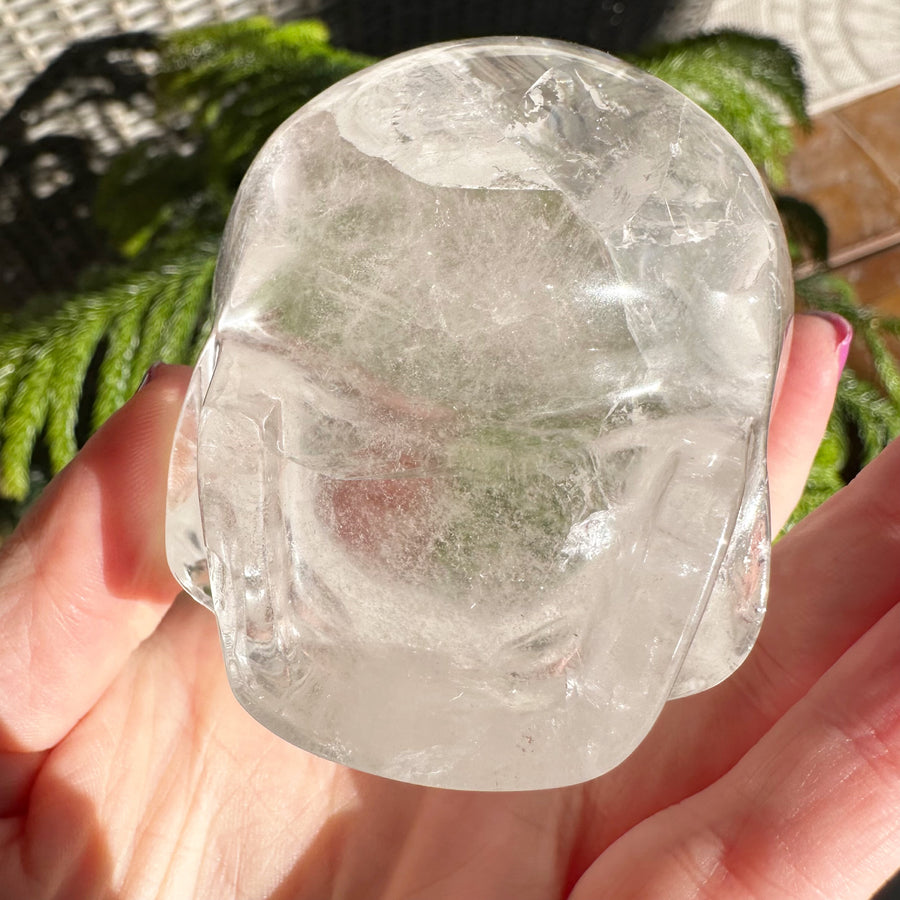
[211,38,787,415]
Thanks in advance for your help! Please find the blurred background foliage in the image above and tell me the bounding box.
[1,18,899,532]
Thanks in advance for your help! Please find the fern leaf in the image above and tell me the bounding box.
[864,325,900,411]
[92,285,152,429]
[4,293,120,496]
[797,272,900,417]
[836,369,900,464]
[0,326,45,416]
[795,273,872,325]
[125,257,215,395]
[155,256,216,371]
[45,299,113,471]
[879,317,900,339]
[787,273,900,524]
[0,250,215,500]
[127,279,188,390]
[1,345,56,500]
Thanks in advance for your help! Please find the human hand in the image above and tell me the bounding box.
[2,312,894,899]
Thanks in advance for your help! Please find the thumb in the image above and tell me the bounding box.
[0,364,191,752]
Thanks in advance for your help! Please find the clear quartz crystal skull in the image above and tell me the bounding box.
[166,37,791,791]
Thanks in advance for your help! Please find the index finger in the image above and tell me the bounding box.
[0,365,190,753]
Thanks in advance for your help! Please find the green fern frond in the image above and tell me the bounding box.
[794,276,900,417]
[837,368,900,463]
[1,343,55,500]
[634,30,807,183]
[879,317,900,339]
[797,274,900,411]
[92,285,154,429]
[795,272,864,322]
[786,273,900,523]
[863,326,900,412]
[44,299,113,471]
[0,249,215,500]
[91,253,216,425]
[94,150,216,258]
[0,326,44,415]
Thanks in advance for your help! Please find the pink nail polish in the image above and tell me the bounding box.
[809,311,853,370]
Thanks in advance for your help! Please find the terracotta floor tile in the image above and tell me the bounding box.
[833,243,900,316]
[834,85,900,188]
[789,86,900,385]
[786,112,900,256]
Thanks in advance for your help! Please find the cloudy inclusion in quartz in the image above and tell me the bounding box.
[166,38,791,790]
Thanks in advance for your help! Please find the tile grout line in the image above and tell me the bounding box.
[792,227,900,281]
[828,228,900,268]
[831,112,900,195]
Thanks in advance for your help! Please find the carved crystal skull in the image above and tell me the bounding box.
[166,37,791,790]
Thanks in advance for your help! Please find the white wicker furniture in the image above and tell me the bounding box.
[0,0,309,110]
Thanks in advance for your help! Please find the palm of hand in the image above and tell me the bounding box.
[3,317,900,899]
[17,557,899,900]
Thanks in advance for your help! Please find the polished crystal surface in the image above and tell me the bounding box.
[165,37,791,790]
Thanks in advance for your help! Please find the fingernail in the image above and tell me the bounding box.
[136,362,165,393]
[808,311,853,371]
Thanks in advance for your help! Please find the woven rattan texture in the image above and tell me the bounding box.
[0,0,311,110]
